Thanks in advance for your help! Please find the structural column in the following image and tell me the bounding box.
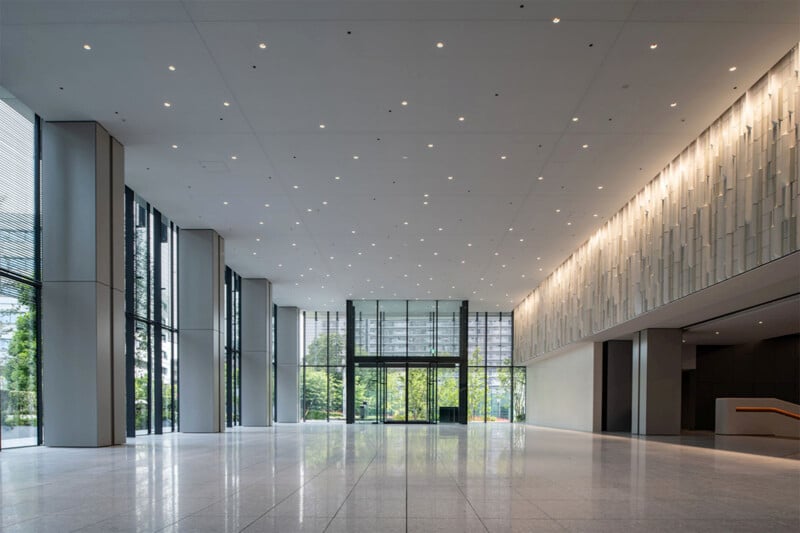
[240,278,272,426]
[178,229,225,432]
[631,329,682,435]
[275,306,300,422]
[41,121,125,447]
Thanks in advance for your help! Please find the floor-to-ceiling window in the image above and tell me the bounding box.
[468,312,526,422]
[0,92,40,449]
[348,300,468,424]
[301,311,346,421]
[124,188,179,436]
[225,267,242,427]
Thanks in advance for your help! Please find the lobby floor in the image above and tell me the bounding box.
[1,424,798,533]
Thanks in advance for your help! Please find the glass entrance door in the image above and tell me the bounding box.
[385,367,406,422]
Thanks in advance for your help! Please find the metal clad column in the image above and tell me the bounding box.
[240,278,272,426]
[41,122,125,446]
[178,229,225,432]
[275,306,300,422]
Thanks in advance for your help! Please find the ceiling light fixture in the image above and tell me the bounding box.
[401,100,408,106]
[168,65,176,71]
[319,124,325,129]
[171,144,178,149]
[259,42,267,49]
[436,42,444,48]
[231,155,237,160]
[552,17,560,23]
[500,155,507,160]
[572,117,579,122]
[427,143,434,148]
[728,66,737,72]
[670,102,678,108]
[538,176,544,181]
[458,116,465,122]
[353,155,359,159]
[83,44,92,50]
[223,101,230,107]
[597,185,603,190]
[447,176,453,180]
[293,185,299,189]
[223,201,229,205]
[650,43,658,50]
[163,102,171,108]
[582,144,589,149]
[334,176,340,180]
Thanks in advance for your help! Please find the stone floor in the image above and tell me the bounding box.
[1,424,798,532]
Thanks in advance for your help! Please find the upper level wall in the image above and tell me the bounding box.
[515,46,799,363]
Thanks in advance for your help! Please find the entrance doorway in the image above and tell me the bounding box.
[354,363,460,424]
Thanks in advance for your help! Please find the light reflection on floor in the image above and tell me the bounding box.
[0,424,798,532]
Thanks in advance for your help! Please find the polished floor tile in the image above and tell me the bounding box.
[0,424,797,532]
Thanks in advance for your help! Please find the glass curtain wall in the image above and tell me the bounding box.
[301,311,346,421]
[124,188,179,436]
[349,300,467,424]
[468,312,526,422]
[0,92,40,449]
[225,267,242,427]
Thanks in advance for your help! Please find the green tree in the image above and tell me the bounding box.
[1,283,37,427]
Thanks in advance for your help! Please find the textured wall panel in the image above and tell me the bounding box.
[515,46,799,363]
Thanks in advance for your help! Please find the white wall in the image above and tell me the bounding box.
[526,342,602,432]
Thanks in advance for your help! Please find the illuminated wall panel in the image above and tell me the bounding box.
[515,46,799,363]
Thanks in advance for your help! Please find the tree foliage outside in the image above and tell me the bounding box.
[1,282,38,429]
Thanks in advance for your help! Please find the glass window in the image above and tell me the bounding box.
[468,312,525,423]
[125,189,179,436]
[301,311,347,422]
[0,90,40,449]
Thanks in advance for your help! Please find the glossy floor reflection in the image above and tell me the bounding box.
[1,424,798,532]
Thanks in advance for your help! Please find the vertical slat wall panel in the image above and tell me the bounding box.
[514,46,799,364]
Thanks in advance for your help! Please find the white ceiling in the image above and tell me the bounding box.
[1,0,798,311]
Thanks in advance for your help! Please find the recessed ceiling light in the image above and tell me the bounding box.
[572,117,579,122]
[223,201,229,205]
[322,201,328,205]
[424,193,429,198]
[278,263,282,267]
[519,238,524,242]
[427,143,434,148]
[252,252,257,255]
[306,208,312,212]
[259,221,264,225]
[258,42,267,49]
[458,116,465,122]
[582,144,589,149]
[83,44,92,50]
[163,102,171,108]
[552,17,561,23]
[537,257,541,260]
[438,227,443,231]
[231,155,238,160]
[670,102,678,108]
[168,65,176,71]
[501,264,506,268]
[567,222,572,226]
[292,243,296,247]
[728,66,737,72]
[538,176,544,181]
[593,213,598,217]
[447,176,454,180]
[256,238,261,242]
[403,221,409,225]
[597,185,603,190]
[223,101,230,107]
[334,176,340,180]
[171,144,178,149]
[494,252,499,256]
[500,155,507,160]
[758,320,763,325]
[293,185,299,189]
[539,268,543,271]
[420,238,424,242]
[353,155,359,159]
[423,201,428,205]
[436,41,445,48]
[650,43,658,50]
[555,209,561,213]
[433,252,438,256]
[295,221,300,225]
[401,100,408,106]
[351,230,356,234]
[371,243,376,247]
[264,203,270,208]
[508,227,513,231]
[715,331,720,335]
[319,124,325,129]
[467,243,472,247]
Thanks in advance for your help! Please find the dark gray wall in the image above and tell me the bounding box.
[602,340,632,432]
[694,334,800,430]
